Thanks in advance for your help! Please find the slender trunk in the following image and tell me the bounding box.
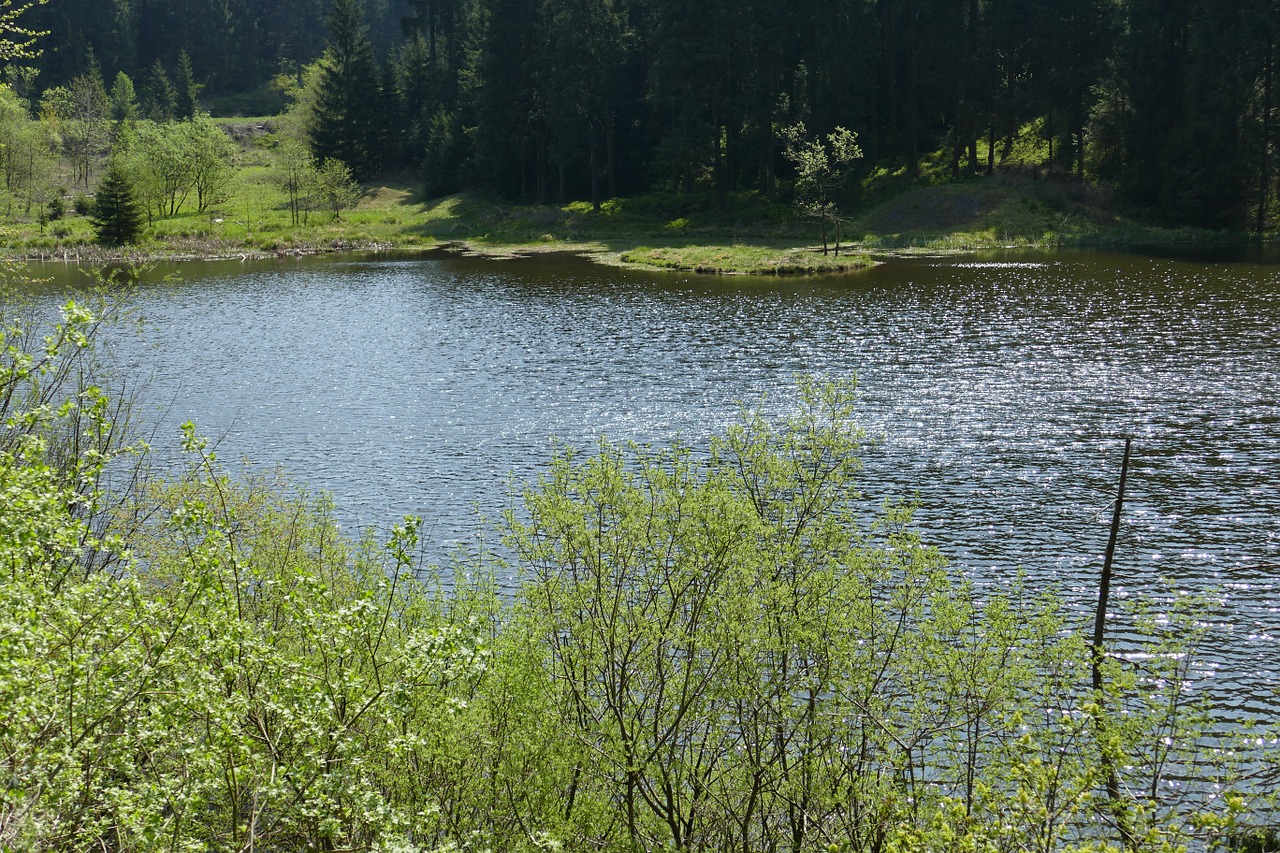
[883,0,897,159]
[714,110,726,210]
[1047,108,1054,167]
[1075,92,1086,179]
[1077,125,1085,180]
[907,0,919,176]
[606,105,616,200]
[1258,38,1274,233]
[537,136,547,204]
[1091,436,1130,688]
[1090,436,1139,853]
[589,137,600,212]
[968,0,980,172]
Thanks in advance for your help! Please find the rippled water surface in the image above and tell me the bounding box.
[21,249,1280,715]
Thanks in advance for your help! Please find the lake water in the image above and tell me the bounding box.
[17,248,1280,718]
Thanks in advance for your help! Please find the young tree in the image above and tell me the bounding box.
[313,156,360,221]
[89,160,144,245]
[124,120,191,218]
[0,81,55,217]
[782,122,862,255]
[183,113,237,212]
[143,58,176,122]
[52,63,110,188]
[108,70,139,148]
[274,138,316,225]
[175,48,200,119]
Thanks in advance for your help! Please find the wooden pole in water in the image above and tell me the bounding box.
[1090,435,1136,851]
[1092,435,1131,687]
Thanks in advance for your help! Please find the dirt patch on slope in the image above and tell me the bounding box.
[858,184,1006,234]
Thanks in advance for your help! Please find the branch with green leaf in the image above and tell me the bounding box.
[782,122,862,256]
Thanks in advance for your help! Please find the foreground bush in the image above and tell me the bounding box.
[1,294,1275,852]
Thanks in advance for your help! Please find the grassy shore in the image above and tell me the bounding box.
[0,123,1252,274]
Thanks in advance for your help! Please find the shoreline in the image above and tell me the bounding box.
[7,236,883,276]
[6,176,1272,275]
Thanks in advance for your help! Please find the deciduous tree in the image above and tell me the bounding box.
[782,122,862,254]
[314,156,360,220]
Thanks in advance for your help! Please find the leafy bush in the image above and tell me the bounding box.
[2,289,1275,852]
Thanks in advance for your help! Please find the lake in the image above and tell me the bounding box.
[17,248,1280,718]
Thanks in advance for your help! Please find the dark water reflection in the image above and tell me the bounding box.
[19,249,1280,718]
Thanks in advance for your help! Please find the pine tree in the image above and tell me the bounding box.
[110,71,138,125]
[175,49,200,120]
[310,0,383,179]
[143,58,177,122]
[89,161,144,246]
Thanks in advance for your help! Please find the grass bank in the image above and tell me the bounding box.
[0,123,1252,273]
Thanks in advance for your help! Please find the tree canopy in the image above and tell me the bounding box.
[11,0,1280,227]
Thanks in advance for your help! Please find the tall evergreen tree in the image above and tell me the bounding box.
[142,58,176,122]
[175,49,200,119]
[310,0,384,179]
[475,0,547,197]
[110,71,139,125]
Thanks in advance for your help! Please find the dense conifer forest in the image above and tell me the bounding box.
[12,0,1280,229]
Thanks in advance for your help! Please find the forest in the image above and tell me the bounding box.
[9,0,1280,229]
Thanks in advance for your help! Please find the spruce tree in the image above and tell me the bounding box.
[144,59,177,122]
[110,71,138,125]
[89,162,144,246]
[310,0,383,179]
[175,50,201,120]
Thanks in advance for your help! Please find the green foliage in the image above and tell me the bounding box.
[1,293,1276,851]
[0,0,49,61]
[174,49,200,120]
[314,156,361,221]
[88,161,143,244]
[184,114,238,212]
[141,58,176,123]
[42,63,109,189]
[0,81,56,217]
[118,116,238,220]
[273,138,316,225]
[1,300,493,849]
[782,123,862,255]
[108,70,137,125]
[505,376,1265,852]
[309,0,384,180]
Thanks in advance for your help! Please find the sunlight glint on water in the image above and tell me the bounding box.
[22,248,1280,720]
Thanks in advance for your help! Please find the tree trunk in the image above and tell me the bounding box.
[589,137,600,212]
[605,105,616,200]
[1258,36,1274,233]
[907,0,920,176]
[1090,436,1139,853]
